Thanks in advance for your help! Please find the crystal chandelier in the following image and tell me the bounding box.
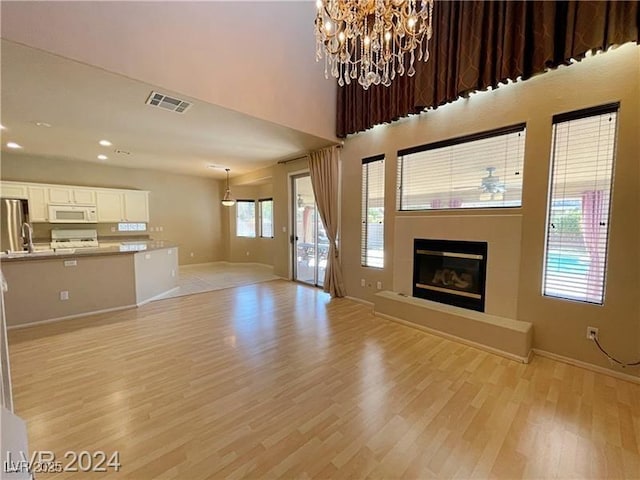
[314,0,434,90]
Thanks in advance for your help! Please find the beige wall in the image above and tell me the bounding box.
[1,153,224,265]
[3,254,137,327]
[1,1,337,141]
[340,44,640,378]
[224,184,275,266]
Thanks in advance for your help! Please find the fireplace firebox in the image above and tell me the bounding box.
[413,239,488,312]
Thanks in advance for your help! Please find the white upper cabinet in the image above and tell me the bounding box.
[96,190,125,222]
[73,189,96,205]
[123,191,149,222]
[1,182,28,199]
[47,186,73,204]
[1,181,149,224]
[27,186,48,222]
[48,186,96,205]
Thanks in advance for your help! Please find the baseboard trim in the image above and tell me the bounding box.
[137,287,180,306]
[7,304,137,330]
[345,296,374,308]
[532,348,640,385]
[376,311,532,364]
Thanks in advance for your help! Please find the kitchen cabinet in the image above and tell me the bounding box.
[48,186,96,205]
[0,183,27,199]
[96,190,149,222]
[96,191,124,222]
[123,191,149,222]
[27,186,48,222]
[47,187,73,204]
[1,181,149,224]
[73,189,96,205]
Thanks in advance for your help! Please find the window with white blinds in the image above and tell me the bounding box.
[543,104,618,305]
[397,125,526,210]
[361,155,385,268]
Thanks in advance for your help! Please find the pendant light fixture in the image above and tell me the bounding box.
[221,168,235,207]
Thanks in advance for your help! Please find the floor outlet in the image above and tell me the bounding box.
[587,326,599,340]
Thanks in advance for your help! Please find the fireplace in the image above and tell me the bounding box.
[413,239,488,312]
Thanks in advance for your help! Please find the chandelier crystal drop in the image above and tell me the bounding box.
[315,0,434,90]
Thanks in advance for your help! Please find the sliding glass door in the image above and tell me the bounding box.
[292,174,328,287]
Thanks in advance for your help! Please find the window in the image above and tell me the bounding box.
[361,155,385,268]
[397,125,526,210]
[259,198,273,238]
[117,222,146,232]
[543,104,618,305]
[236,200,256,237]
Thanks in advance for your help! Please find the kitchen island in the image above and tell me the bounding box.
[1,242,178,328]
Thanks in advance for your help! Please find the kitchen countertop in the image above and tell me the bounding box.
[0,240,178,262]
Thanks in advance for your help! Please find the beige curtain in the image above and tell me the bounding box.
[309,146,346,298]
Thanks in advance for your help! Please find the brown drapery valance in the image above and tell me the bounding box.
[336,1,639,138]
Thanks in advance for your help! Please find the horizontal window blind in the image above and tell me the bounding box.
[236,200,256,238]
[543,104,618,305]
[361,155,385,268]
[397,125,526,210]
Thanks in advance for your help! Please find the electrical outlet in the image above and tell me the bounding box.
[376,281,383,290]
[246,251,250,256]
[587,326,599,340]
[171,269,176,277]
[361,278,366,287]
[60,291,69,301]
[190,252,194,257]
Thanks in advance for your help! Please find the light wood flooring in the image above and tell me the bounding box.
[8,280,640,479]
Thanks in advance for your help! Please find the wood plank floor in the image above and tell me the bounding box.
[8,280,640,479]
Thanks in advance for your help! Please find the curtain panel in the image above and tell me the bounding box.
[336,0,640,138]
[309,146,347,298]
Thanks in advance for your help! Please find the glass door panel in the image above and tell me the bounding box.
[292,174,326,287]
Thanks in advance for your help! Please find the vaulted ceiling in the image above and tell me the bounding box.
[0,1,338,178]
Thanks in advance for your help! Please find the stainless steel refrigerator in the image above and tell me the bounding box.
[0,198,29,253]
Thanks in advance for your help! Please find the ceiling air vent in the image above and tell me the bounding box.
[145,91,192,114]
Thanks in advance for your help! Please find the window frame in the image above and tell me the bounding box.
[258,197,274,238]
[541,102,619,305]
[396,123,526,212]
[235,199,256,238]
[361,154,385,269]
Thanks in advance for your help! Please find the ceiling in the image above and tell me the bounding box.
[0,40,333,179]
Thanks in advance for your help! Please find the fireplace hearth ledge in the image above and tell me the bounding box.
[374,291,533,363]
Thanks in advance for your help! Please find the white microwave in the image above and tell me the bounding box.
[48,204,97,223]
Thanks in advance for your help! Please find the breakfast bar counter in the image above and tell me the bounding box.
[1,243,179,328]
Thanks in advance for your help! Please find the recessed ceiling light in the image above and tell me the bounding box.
[99,139,112,147]
[6,142,22,149]
[35,122,52,128]
[97,154,108,160]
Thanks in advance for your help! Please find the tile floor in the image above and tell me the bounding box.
[158,262,280,300]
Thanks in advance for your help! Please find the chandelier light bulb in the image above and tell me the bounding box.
[314,0,434,90]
